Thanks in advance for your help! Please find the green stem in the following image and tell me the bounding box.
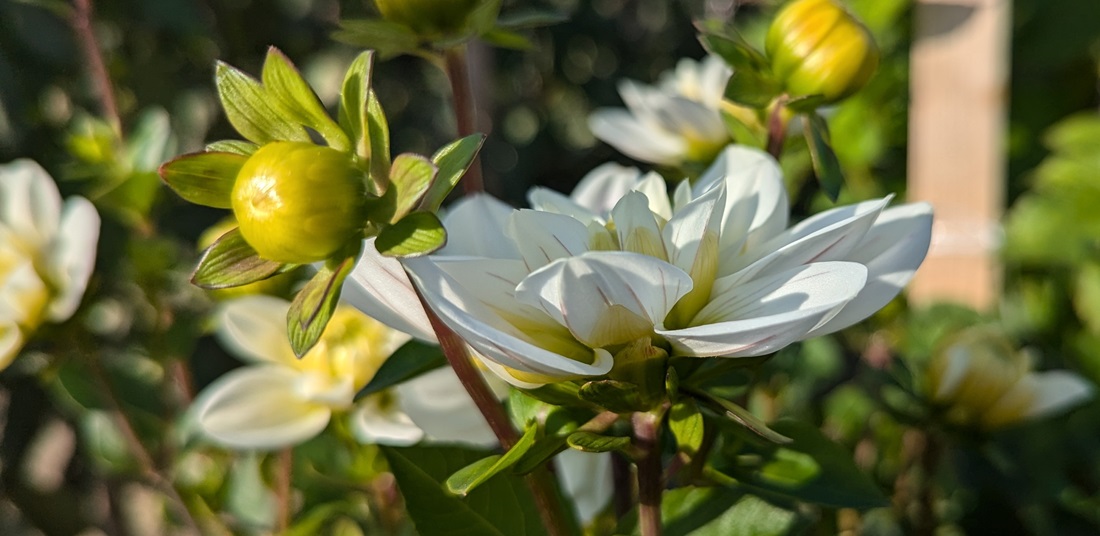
[443,45,485,195]
[275,447,294,532]
[633,411,665,536]
[70,0,121,137]
[765,96,790,160]
[411,280,573,536]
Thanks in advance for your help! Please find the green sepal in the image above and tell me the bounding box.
[191,227,287,289]
[332,19,422,60]
[421,134,486,212]
[692,389,791,445]
[205,139,259,156]
[390,153,439,222]
[356,340,446,399]
[479,29,532,50]
[467,0,503,37]
[215,61,309,145]
[803,112,844,202]
[725,68,783,109]
[698,29,781,109]
[578,379,649,414]
[376,211,447,257]
[444,423,538,497]
[565,431,631,454]
[697,29,769,72]
[338,51,375,162]
[157,151,243,209]
[519,381,595,409]
[495,9,568,30]
[261,47,350,151]
[367,91,392,184]
[669,398,705,457]
[785,94,827,114]
[287,254,357,357]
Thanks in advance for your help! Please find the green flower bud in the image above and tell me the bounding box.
[232,142,366,264]
[374,0,485,36]
[765,0,879,103]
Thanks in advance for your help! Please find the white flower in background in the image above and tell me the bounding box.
[926,327,1093,430]
[196,295,431,449]
[347,145,932,387]
[588,55,732,167]
[0,160,99,370]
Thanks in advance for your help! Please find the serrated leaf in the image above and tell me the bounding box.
[382,446,549,536]
[803,113,844,202]
[715,419,888,509]
[578,379,649,413]
[332,19,422,60]
[261,47,350,151]
[366,91,392,183]
[480,28,533,50]
[158,151,243,209]
[495,9,568,29]
[390,153,438,222]
[287,255,356,356]
[421,134,485,211]
[375,211,446,257]
[693,390,791,445]
[565,431,631,453]
[669,398,705,457]
[205,139,259,156]
[445,423,538,496]
[338,51,375,161]
[191,228,286,288]
[356,340,446,399]
[215,61,309,144]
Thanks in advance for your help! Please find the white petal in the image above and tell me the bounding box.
[515,251,693,348]
[439,194,520,258]
[216,296,296,366]
[0,159,62,248]
[194,366,331,450]
[804,202,934,336]
[528,187,603,224]
[0,255,48,325]
[506,209,590,271]
[697,55,733,108]
[343,238,436,342]
[660,262,867,357]
[587,109,686,166]
[570,162,642,216]
[663,182,725,277]
[395,367,499,448]
[633,172,673,220]
[611,191,667,260]
[0,324,24,371]
[555,450,614,525]
[425,257,547,326]
[45,197,100,321]
[351,396,425,446]
[405,257,613,379]
[1021,370,1093,420]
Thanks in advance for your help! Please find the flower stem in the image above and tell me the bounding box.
[765,96,790,160]
[275,447,294,531]
[443,45,485,195]
[412,282,573,536]
[633,411,665,536]
[70,0,122,137]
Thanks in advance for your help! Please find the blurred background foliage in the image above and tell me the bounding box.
[1,0,1100,534]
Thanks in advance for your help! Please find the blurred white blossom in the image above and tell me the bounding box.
[588,55,731,167]
[0,160,99,369]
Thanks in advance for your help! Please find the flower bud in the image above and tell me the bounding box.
[198,217,297,299]
[374,0,485,36]
[232,142,367,264]
[765,0,879,103]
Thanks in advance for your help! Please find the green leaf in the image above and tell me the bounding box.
[356,340,446,399]
[717,419,889,509]
[367,91,392,182]
[287,255,356,356]
[479,28,533,50]
[157,151,243,209]
[803,112,844,202]
[692,390,791,445]
[669,398,705,457]
[215,61,309,144]
[422,134,485,211]
[445,423,539,496]
[261,47,350,151]
[338,51,375,162]
[375,211,447,257]
[332,19,422,60]
[191,228,286,289]
[495,9,568,29]
[565,431,631,453]
[578,379,649,413]
[390,153,439,222]
[617,486,805,536]
[382,446,550,536]
[724,68,782,109]
[205,139,259,156]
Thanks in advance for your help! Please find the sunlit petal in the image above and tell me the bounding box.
[45,197,100,321]
[507,209,591,271]
[439,193,520,259]
[216,296,297,366]
[343,237,436,342]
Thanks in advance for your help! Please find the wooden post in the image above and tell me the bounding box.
[907,0,1011,310]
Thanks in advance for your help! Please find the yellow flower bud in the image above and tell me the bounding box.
[765,0,879,103]
[374,0,486,36]
[232,142,367,264]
